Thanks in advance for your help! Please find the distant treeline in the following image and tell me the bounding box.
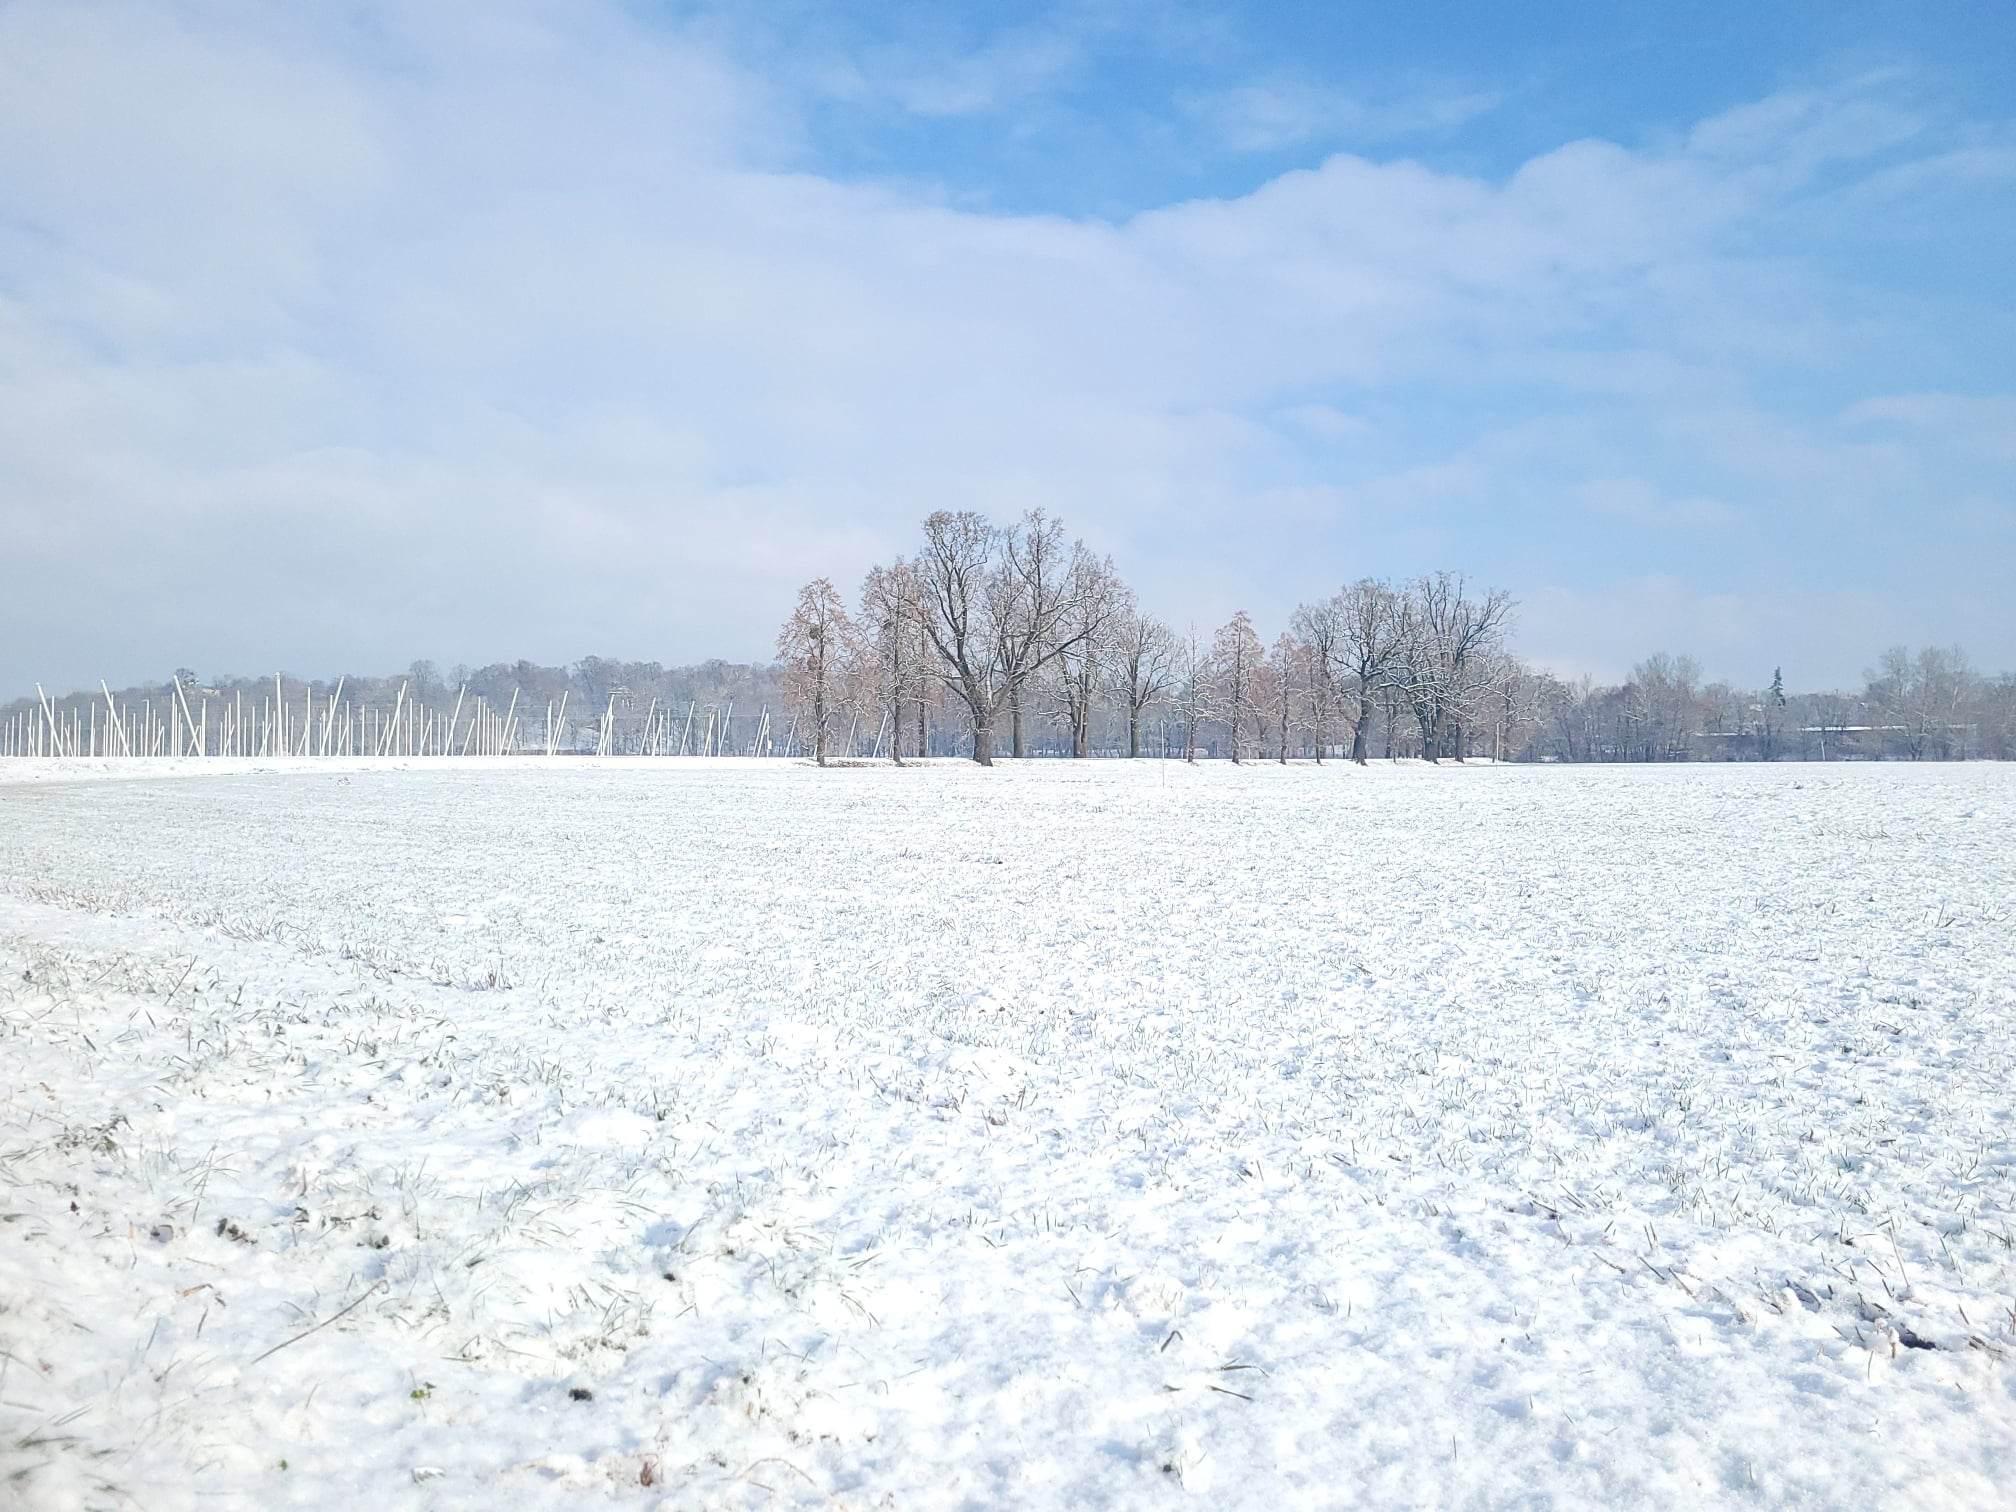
[777,509,2016,765]
[8,620,2012,764]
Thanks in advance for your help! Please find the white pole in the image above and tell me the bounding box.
[443,684,467,759]
[378,682,408,757]
[102,681,133,756]
[320,677,346,756]
[171,676,201,756]
[35,684,66,756]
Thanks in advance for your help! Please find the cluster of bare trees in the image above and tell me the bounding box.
[777,510,1523,766]
[781,511,2016,766]
[781,510,1132,766]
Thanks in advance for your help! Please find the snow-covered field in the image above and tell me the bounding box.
[2,757,2013,1510]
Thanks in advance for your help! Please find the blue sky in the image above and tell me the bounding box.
[3,0,2012,694]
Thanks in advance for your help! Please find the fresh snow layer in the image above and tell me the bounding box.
[1,757,2013,1510]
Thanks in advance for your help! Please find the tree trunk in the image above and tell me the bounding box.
[1010,685,1025,758]
[1128,707,1140,758]
[916,696,926,759]
[972,711,994,766]
[1351,705,1370,765]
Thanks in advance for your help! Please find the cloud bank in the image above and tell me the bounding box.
[2,1,2011,693]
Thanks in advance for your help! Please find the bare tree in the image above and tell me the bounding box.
[861,559,924,766]
[1177,625,1207,763]
[1476,651,1542,762]
[1626,653,1703,761]
[1326,578,1403,765]
[1392,573,1515,761]
[776,578,853,767]
[1108,608,1179,758]
[1050,553,1124,758]
[990,511,1109,759]
[1210,611,1266,763]
[1868,644,1978,759]
[914,512,1001,763]
[913,509,1110,766]
[1288,600,1341,762]
[1267,632,1303,763]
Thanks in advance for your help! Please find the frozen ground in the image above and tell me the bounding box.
[1,756,2012,1510]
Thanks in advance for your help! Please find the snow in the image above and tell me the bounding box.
[2,756,2013,1509]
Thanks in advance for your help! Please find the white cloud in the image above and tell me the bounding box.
[0,2,2010,692]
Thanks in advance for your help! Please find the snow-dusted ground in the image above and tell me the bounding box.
[2,757,2012,1510]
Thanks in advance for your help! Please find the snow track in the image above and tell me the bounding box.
[1,758,2013,1508]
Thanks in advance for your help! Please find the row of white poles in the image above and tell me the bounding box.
[3,681,799,760]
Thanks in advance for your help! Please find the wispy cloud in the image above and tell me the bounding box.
[1182,79,1499,152]
[1576,478,1742,529]
[807,27,1083,118]
[1841,394,2016,462]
